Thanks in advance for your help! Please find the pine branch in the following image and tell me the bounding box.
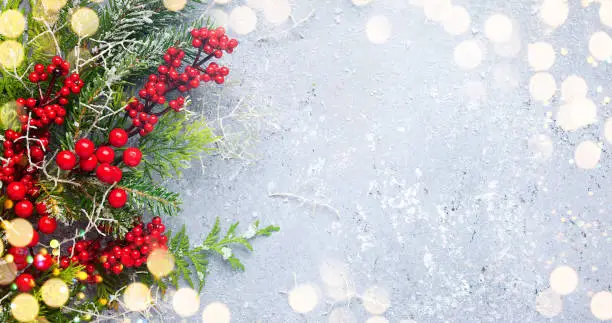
[118,172,182,217]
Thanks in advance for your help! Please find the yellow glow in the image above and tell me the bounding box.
[0,10,26,38]
[41,278,70,307]
[5,218,34,247]
[71,7,99,37]
[11,293,39,322]
[163,0,187,11]
[41,0,68,11]
[124,283,151,312]
[172,288,200,317]
[146,248,175,277]
[0,40,25,70]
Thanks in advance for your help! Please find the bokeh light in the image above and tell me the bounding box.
[288,283,318,313]
[560,75,587,102]
[366,317,389,323]
[0,259,17,285]
[453,40,483,70]
[604,117,612,143]
[535,288,563,318]
[229,6,257,35]
[556,98,597,131]
[362,285,390,315]
[11,293,39,322]
[146,248,175,277]
[484,14,513,43]
[214,0,231,4]
[574,141,601,170]
[5,218,34,247]
[123,282,152,312]
[0,10,26,39]
[263,0,291,24]
[209,9,229,29]
[424,0,452,22]
[0,40,25,70]
[328,307,357,323]
[71,7,100,37]
[549,266,578,295]
[591,291,612,320]
[540,0,568,27]
[172,288,200,317]
[442,6,471,35]
[41,0,68,12]
[41,278,70,307]
[600,1,612,28]
[528,42,555,71]
[163,0,187,11]
[589,31,612,61]
[366,16,391,44]
[528,72,556,102]
[201,302,231,323]
[351,0,373,5]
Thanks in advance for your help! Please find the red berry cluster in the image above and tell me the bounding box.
[190,26,238,57]
[157,48,202,93]
[58,240,104,285]
[124,99,159,136]
[201,62,229,84]
[55,129,142,208]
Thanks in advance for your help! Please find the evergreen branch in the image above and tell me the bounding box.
[118,172,182,217]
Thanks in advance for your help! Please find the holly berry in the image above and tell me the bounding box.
[33,253,53,271]
[75,138,95,158]
[80,155,98,172]
[15,273,35,292]
[108,188,127,208]
[95,163,115,184]
[38,215,57,234]
[123,148,142,167]
[14,200,33,218]
[95,146,115,164]
[36,202,48,215]
[6,182,27,200]
[56,150,77,170]
[109,128,128,147]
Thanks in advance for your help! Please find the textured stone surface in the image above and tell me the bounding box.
[163,0,611,322]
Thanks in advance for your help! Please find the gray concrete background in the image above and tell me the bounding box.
[160,0,611,322]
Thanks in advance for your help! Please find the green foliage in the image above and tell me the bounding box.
[138,112,219,179]
[119,172,182,217]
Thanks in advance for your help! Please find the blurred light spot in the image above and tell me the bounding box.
[41,0,67,11]
[0,10,25,38]
[328,307,357,323]
[362,285,390,315]
[556,98,597,131]
[574,141,601,170]
[41,278,69,308]
[536,288,563,317]
[5,218,33,247]
[528,42,555,71]
[549,266,579,295]
[209,9,229,28]
[214,0,231,4]
[201,302,231,323]
[146,248,175,278]
[263,0,291,24]
[288,283,318,313]
[246,0,264,9]
[600,1,612,27]
[485,14,513,43]
[561,75,587,102]
[352,0,374,5]
[529,72,556,101]
[453,40,482,69]
[424,0,452,22]
[528,134,553,162]
[591,291,612,320]
[366,317,389,323]
[604,118,612,143]
[0,40,25,70]
[124,283,152,312]
[0,259,17,285]
[71,7,99,37]
[163,0,186,11]
[173,288,200,317]
[589,31,612,60]
[366,16,391,44]
[230,6,257,35]
[11,293,39,322]
[540,0,568,27]
[442,6,471,35]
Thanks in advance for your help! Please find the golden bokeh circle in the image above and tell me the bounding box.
[41,278,70,307]
[71,7,100,37]
[41,0,68,12]
[0,10,26,38]
[146,248,175,277]
[0,259,17,285]
[5,218,34,247]
[163,0,187,11]
[0,40,25,70]
[11,293,39,322]
[123,282,152,312]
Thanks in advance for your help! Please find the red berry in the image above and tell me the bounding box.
[27,230,39,247]
[110,165,123,183]
[28,72,39,83]
[35,202,47,215]
[6,182,27,200]
[111,263,123,274]
[14,200,33,218]
[78,251,90,262]
[152,216,162,225]
[79,155,98,172]
[33,253,53,271]
[95,146,115,164]
[122,148,142,167]
[75,138,95,158]
[34,64,45,73]
[108,188,127,208]
[134,236,144,246]
[125,232,135,242]
[133,226,143,236]
[56,150,77,170]
[15,273,35,292]
[214,76,224,84]
[158,65,168,74]
[95,163,115,184]
[60,257,70,268]
[52,56,62,66]
[109,128,128,147]
[38,215,57,234]
[140,245,150,255]
[159,235,168,245]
